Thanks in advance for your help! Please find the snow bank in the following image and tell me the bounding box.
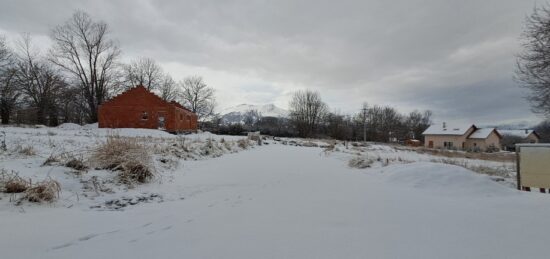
[56,123,82,130]
[382,162,516,196]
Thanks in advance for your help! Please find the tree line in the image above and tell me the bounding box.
[205,89,433,142]
[0,11,216,126]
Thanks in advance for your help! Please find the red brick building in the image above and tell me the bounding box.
[98,86,198,133]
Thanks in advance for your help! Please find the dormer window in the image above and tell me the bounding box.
[141,112,148,120]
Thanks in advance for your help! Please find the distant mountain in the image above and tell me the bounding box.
[220,104,289,124]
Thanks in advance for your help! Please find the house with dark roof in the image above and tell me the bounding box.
[422,122,502,151]
[98,85,198,133]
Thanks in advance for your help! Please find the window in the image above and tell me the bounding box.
[180,114,183,120]
[141,112,148,120]
[444,141,453,148]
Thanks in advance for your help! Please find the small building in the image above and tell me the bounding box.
[98,85,198,133]
[422,122,502,151]
[498,129,540,143]
[498,129,540,151]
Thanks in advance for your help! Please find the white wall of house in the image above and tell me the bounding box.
[465,131,501,151]
[424,127,476,149]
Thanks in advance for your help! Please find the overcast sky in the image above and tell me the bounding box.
[0,0,545,126]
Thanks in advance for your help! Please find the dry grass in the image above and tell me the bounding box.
[42,154,60,166]
[0,170,30,193]
[92,136,154,184]
[348,156,374,169]
[23,178,61,203]
[17,145,36,156]
[237,139,249,149]
[432,158,513,178]
[413,147,515,162]
[65,157,88,171]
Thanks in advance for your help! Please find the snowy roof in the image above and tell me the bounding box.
[468,128,498,139]
[498,129,537,139]
[422,123,475,136]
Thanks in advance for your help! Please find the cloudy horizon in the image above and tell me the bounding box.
[0,0,545,126]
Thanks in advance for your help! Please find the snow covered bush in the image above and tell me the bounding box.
[92,137,154,185]
[348,156,373,169]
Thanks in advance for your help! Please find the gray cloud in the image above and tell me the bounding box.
[0,0,543,125]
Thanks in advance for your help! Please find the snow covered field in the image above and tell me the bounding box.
[1,125,550,258]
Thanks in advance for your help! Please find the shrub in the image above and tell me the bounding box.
[92,137,154,184]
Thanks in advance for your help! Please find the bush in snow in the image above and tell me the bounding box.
[22,178,61,203]
[348,156,373,169]
[92,137,154,185]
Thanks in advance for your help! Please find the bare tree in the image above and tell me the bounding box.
[14,35,66,125]
[406,110,432,140]
[49,11,121,122]
[0,35,11,71]
[0,36,20,124]
[517,5,550,117]
[122,57,163,90]
[179,76,216,121]
[243,109,261,130]
[289,89,328,137]
[158,74,179,101]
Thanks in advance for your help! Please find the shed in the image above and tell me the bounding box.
[98,85,198,133]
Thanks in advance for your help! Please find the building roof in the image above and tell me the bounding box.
[422,123,476,136]
[102,85,193,113]
[498,129,538,139]
[468,128,500,139]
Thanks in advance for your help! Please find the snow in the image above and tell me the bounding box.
[422,123,474,135]
[468,127,496,139]
[383,162,514,196]
[1,126,550,258]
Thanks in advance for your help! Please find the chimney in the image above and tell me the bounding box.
[525,129,528,134]
[442,122,446,129]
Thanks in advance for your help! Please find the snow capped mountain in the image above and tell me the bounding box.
[220,104,288,124]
